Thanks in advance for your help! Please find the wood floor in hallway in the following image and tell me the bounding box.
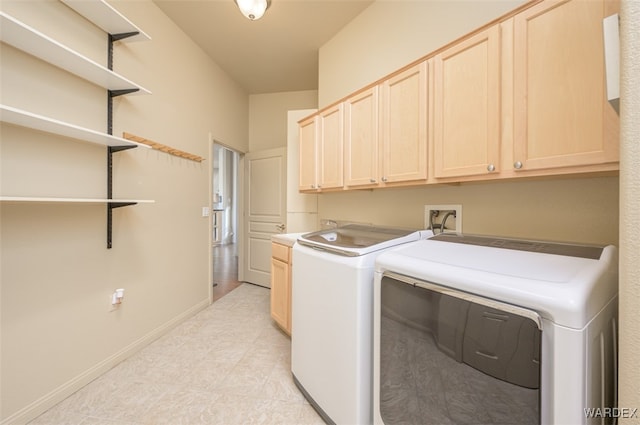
[212,243,242,302]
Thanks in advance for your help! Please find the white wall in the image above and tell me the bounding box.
[619,0,640,419]
[0,0,248,423]
[317,177,619,245]
[249,90,317,152]
[319,0,525,108]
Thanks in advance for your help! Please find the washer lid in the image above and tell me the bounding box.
[298,224,426,256]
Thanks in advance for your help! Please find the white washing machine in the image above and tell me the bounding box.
[373,233,619,425]
[291,224,432,425]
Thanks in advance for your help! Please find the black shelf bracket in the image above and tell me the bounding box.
[108,32,140,70]
[105,32,142,249]
[107,145,137,249]
[106,89,138,249]
[107,89,139,136]
[106,31,140,135]
[107,201,137,249]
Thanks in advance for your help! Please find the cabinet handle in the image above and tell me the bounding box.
[514,161,523,170]
[487,164,495,172]
[370,178,377,183]
[381,177,388,182]
[311,184,316,189]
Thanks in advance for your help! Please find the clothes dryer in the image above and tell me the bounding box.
[373,233,618,425]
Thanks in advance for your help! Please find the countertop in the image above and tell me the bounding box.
[271,232,306,247]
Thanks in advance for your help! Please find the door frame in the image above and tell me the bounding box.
[237,153,246,282]
[208,137,245,303]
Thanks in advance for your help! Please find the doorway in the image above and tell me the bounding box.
[212,143,241,301]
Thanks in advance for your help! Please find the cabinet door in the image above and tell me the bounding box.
[317,104,344,190]
[270,256,290,334]
[433,25,501,179]
[512,0,619,172]
[344,87,379,187]
[298,116,318,191]
[380,61,428,183]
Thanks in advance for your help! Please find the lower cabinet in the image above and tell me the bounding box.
[270,242,292,335]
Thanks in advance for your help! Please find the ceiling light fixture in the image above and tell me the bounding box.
[234,0,271,20]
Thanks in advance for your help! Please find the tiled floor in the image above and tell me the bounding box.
[28,277,324,424]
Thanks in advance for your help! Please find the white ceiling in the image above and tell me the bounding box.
[153,0,374,94]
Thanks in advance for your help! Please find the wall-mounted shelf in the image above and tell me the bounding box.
[0,105,150,149]
[0,197,154,204]
[0,196,155,249]
[60,0,151,42]
[1,3,152,249]
[0,11,150,94]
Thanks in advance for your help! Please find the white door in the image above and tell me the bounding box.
[242,147,286,287]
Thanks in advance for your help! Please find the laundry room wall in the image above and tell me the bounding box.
[318,0,526,108]
[316,178,619,246]
[248,90,318,152]
[618,0,640,418]
[0,0,248,423]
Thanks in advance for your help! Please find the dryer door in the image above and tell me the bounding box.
[377,273,541,425]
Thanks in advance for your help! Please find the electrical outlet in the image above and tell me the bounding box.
[425,204,462,234]
[110,288,125,311]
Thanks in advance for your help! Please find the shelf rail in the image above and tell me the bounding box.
[104,19,145,249]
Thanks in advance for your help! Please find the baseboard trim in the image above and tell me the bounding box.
[1,298,210,425]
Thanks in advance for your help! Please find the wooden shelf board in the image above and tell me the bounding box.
[0,12,151,94]
[0,105,151,149]
[0,197,155,204]
[60,0,151,42]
